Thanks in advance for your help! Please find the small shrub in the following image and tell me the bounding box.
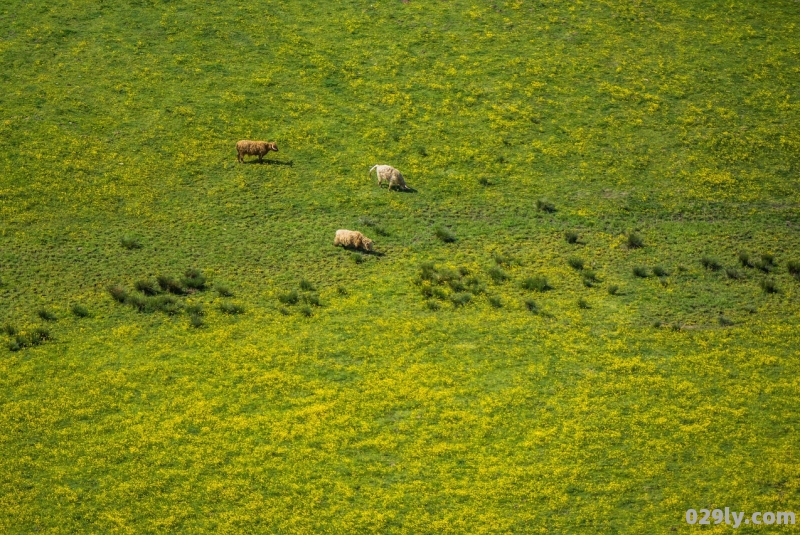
[3,324,17,336]
[425,300,441,311]
[524,298,539,313]
[30,327,51,343]
[478,177,491,186]
[744,305,757,314]
[652,320,662,328]
[182,268,207,290]
[607,284,620,295]
[567,257,585,271]
[627,232,644,249]
[488,266,509,283]
[419,262,438,281]
[109,285,128,303]
[677,265,688,272]
[458,266,470,277]
[189,314,205,328]
[670,322,684,332]
[565,231,579,244]
[786,260,800,278]
[738,251,753,268]
[448,279,466,292]
[582,270,600,283]
[521,276,551,292]
[450,292,472,307]
[577,298,589,309]
[722,268,741,280]
[134,279,159,296]
[302,293,321,307]
[151,295,181,315]
[659,276,669,288]
[278,290,299,305]
[492,253,515,266]
[8,337,23,351]
[760,253,776,266]
[760,278,778,294]
[465,277,486,294]
[582,277,595,288]
[437,267,459,283]
[718,316,734,327]
[488,296,502,308]
[37,308,57,322]
[299,279,315,291]
[126,294,149,312]
[431,287,447,300]
[336,286,348,295]
[434,226,457,243]
[652,266,668,277]
[536,199,556,213]
[351,252,365,264]
[71,304,90,318]
[420,284,434,298]
[186,304,204,316]
[157,275,184,294]
[700,256,722,271]
[299,305,313,317]
[121,235,142,250]
[219,302,245,315]
[633,266,648,278]
[754,260,772,273]
[278,307,291,316]
[216,284,233,297]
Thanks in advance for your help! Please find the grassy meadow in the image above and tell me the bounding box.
[1,0,800,532]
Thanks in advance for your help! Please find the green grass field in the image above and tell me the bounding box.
[2,0,799,532]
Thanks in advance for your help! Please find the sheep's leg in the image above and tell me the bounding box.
[258,154,263,163]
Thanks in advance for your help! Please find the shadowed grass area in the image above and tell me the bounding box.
[1,0,799,532]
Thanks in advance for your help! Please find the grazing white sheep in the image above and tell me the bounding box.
[369,164,409,191]
[334,229,374,252]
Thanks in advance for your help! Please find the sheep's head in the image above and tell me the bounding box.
[270,142,279,152]
[363,238,374,251]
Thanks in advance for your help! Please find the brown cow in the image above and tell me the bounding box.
[236,140,278,163]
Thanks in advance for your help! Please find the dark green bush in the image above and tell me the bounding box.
[565,231,579,244]
[582,270,600,283]
[30,327,51,343]
[152,295,182,315]
[431,287,448,300]
[37,308,57,322]
[299,279,315,291]
[760,253,776,266]
[278,290,299,305]
[419,262,438,281]
[488,296,502,308]
[478,177,491,186]
[157,275,184,294]
[488,266,509,283]
[652,266,668,277]
[738,251,753,268]
[492,253,515,266]
[536,199,556,213]
[134,279,159,296]
[189,314,205,328]
[521,276,551,292]
[299,305,313,317]
[336,286,349,295]
[725,268,742,280]
[787,260,800,278]
[627,232,644,249]
[351,252,365,264]
[700,256,722,271]
[434,226,457,243]
[182,269,207,290]
[186,304,204,316]
[302,293,321,307]
[524,298,539,313]
[278,307,291,316]
[448,279,466,293]
[120,235,142,250]
[718,316,734,327]
[109,285,128,303]
[425,300,441,311]
[450,292,472,307]
[126,294,149,312]
[607,284,620,295]
[71,304,90,318]
[216,284,233,297]
[760,278,778,294]
[633,266,648,278]
[577,298,590,309]
[219,302,245,315]
[3,324,18,336]
[567,257,585,270]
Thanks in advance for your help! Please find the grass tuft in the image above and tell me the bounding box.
[120,235,142,250]
[450,292,472,307]
[652,266,668,277]
[219,302,245,315]
[37,308,57,322]
[626,232,644,249]
[215,284,233,297]
[536,199,556,213]
[577,298,590,309]
[299,305,313,317]
[607,284,620,295]
[565,230,579,244]
[725,268,742,280]
[434,226,457,243]
[186,304,205,316]
[632,266,648,278]
[134,279,160,296]
[700,256,722,271]
[787,260,800,278]
[738,251,753,268]
[71,304,90,318]
[278,290,299,305]
[351,252,366,264]
[521,276,551,292]
[524,298,539,313]
[425,300,441,311]
[189,314,205,328]
[488,295,502,308]
[109,285,128,303]
[760,278,778,294]
[718,316,734,327]
[157,275,184,295]
[567,257,585,270]
[3,324,18,336]
[488,266,509,283]
[182,268,207,290]
[299,279,316,291]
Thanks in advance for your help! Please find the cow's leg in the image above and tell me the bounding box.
[258,154,263,163]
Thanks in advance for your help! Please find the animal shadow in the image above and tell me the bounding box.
[381,186,417,194]
[246,159,294,167]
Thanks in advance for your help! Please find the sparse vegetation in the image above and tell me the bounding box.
[627,232,644,249]
[607,284,620,296]
[521,276,551,292]
[219,302,245,315]
[434,226,457,243]
[567,257,585,271]
[120,235,142,250]
[652,266,668,277]
[536,199,556,213]
[71,304,90,318]
[701,256,722,271]
[565,231,579,244]
[760,278,779,294]
[37,308,57,322]
[633,266,649,278]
